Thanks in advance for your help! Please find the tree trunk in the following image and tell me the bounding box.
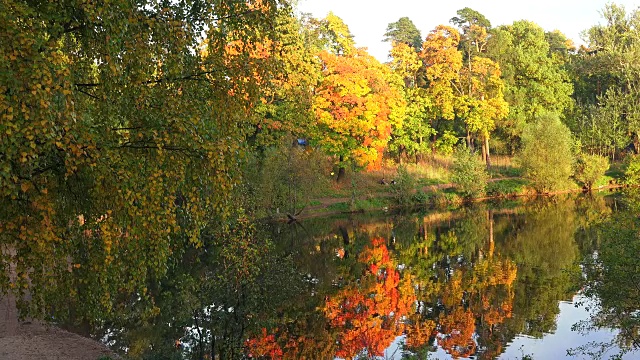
[337,155,346,183]
[466,129,474,151]
[484,136,492,168]
[432,130,437,153]
[634,133,639,154]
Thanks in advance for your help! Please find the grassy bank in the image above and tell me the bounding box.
[271,155,627,221]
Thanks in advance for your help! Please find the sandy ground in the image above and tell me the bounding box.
[0,294,117,360]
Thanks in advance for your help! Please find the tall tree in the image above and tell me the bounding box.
[572,4,640,156]
[384,17,423,50]
[457,56,509,166]
[487,20,574,152]
[313,48,405,180]
[0,0,292,318]
[450,9,507,166]
[387,42,434,162]
[450,7,491,61]
[420,25,463,122]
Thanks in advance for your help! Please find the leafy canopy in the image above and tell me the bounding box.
[518,114,575,192]
[384,17,423,50]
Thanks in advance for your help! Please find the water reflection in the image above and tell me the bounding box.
[570,191,640,359]
[2,193,639,359]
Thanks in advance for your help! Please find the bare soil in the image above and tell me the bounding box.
[0,294,117,360]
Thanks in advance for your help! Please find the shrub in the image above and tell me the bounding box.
[432,191,463,208]
[517,114,574,193]
[624,154,640,185]
[389,164,416,206]
[451,146,489,198]
[574,154,610,189]
[486,178,529,197]
[413,189,431,204]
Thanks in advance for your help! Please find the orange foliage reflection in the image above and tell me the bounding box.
[245,328,283,359]
[323,237,420,358]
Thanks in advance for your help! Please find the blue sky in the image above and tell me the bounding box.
[296,0,640,61]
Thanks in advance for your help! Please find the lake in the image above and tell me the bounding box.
[4,192,640,359]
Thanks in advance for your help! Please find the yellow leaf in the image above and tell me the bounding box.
[21,182,30,193]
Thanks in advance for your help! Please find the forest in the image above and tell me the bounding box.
[2,0,640,359]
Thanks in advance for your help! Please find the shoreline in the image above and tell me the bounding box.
[0,294,118,360]
[271,183,628,222]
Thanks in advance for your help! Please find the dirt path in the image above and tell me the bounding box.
[0,294,117,360]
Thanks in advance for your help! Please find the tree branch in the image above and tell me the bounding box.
[73,69,220,89]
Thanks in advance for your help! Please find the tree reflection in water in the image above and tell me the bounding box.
[1,194,631,359]
[571,190,640,359]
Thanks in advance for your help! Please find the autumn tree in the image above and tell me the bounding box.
[417,24,463,155]
[448,9,508,166]
[420,25,463,122]
[420,22,507,165]
[0,0,293,320]
[313,14,405,181]
[457,56,509,166]
[387,42,434,162]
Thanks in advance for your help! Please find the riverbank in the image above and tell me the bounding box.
[274,179,627,222]
[0,294,117,360]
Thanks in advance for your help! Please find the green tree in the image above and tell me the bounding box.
[384,17,423,50]
[571,4,640,156]
[517,114,575,192]
[545,29,575,62]
[488,21,574,152]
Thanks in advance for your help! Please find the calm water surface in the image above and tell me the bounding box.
[258,194,630,360]
[11,192,640,359]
